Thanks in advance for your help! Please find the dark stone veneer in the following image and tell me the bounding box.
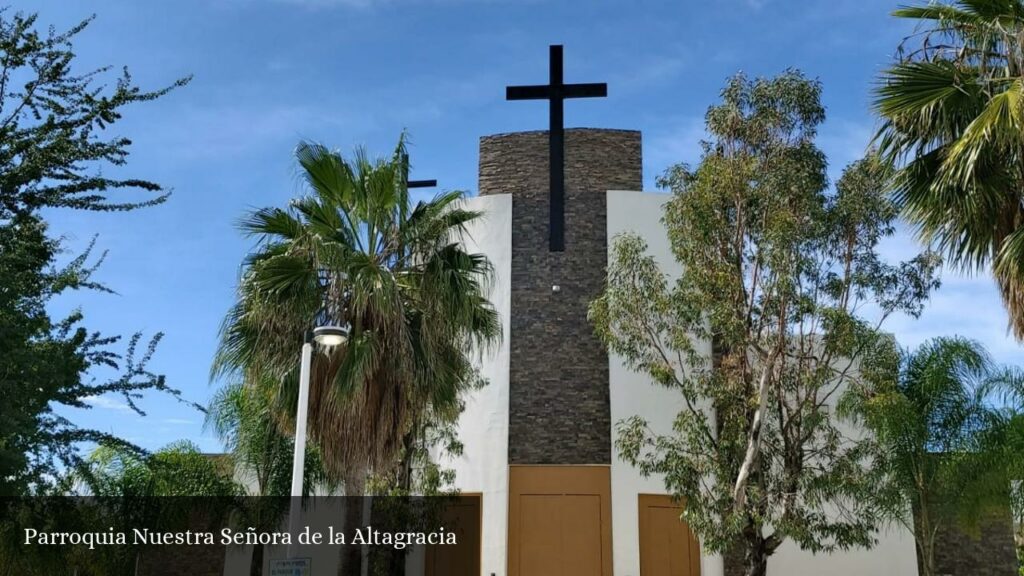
[479,128,642,464]
[928,506,1019,576]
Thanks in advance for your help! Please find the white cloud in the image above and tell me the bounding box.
[608,52,689,96]
[870,228,1024,365]
[890,269,1024,364]
[83,395,134,413]
[162,418,196,425]
[150,69,499,162]
[150,103,367,161]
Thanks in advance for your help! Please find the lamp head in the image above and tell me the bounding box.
[313,325,349,347]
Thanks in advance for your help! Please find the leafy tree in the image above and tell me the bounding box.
[0,11,187,217]
[79,441,240,576]
[875,0,1024,339]
[0,10,190,495]
[846,337,1023,576]
[0,442,239,576]
[214,136,500,575]
[980,358,1024,573]
[82,440,239,498]
[591,71,940,576]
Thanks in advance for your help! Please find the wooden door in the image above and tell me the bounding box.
[425,495,481,576]
[508,466,612,576]
[638,494,700,576]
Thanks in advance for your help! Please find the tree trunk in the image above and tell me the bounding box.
[915,524,936,576]
[338,472,366,576]
[744,553,768,576]
[384,432,417,576]
[741,533,771,576]
[734,514,776,576]
[914,485,936,576]
[249,543,263,576]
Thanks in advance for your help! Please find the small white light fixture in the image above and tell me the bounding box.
[313,325,349,347]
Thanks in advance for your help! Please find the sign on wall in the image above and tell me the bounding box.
[269,558,311,576]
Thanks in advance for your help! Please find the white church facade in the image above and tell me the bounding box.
[226,47,1017,576]
[442,127,920,576]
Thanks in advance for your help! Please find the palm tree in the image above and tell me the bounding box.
[213,135,500,575]
[875,0,1024,338]
[206,380,328,576]
[849,337,1021,576]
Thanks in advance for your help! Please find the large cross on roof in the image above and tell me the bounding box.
[401,152,437,189]
[506,44,607,252]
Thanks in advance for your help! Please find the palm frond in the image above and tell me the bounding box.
[878,0,1024,338]
[213,134,502,490]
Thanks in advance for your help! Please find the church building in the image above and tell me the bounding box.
[219,46,1020,576]
[448,126,923,576]
[437,45,1017,576]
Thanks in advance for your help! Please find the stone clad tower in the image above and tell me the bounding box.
[478,128,641,465]
[452,123,937,576]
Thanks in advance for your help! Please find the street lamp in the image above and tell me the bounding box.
[312,325,348,347]
[288,323,349,553]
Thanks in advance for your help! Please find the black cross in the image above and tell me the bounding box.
[401,153,437,189]
[506,45,607,252]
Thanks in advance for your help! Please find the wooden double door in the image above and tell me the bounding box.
[638,494,701,576]
[508,467,700,576]
[508,466,613,576]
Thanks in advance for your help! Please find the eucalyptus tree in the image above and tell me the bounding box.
[847,337,1023,576]
[875,0,1024,338]
[591,71,940,576]
[214,136,500,575]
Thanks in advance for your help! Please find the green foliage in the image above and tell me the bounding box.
[0,442,239,576]
[875,0,1024,339]
[214,135,500,490]
[215,136,500,575]
[81,440,240,498]
[207,380,309,497]
[591,71,940,576]
[0,11,189,217]
[78,441,239,575]
[0,10,191,496]
[206,380,331,576]
[846,337,1023,576]
[0,212,195,496]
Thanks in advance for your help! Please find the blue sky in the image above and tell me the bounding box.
[19,0,1022,452]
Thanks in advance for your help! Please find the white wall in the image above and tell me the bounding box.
[606,190,724,576]
[443,193,513,576]
[768,525,917,576]
[604,190,918,576]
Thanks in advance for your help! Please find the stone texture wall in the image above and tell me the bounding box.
[928,507,1019,576]
[479,128,642,464]
[720,506,1020,576]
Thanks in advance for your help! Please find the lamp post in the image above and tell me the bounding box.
[287,324,348,554]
